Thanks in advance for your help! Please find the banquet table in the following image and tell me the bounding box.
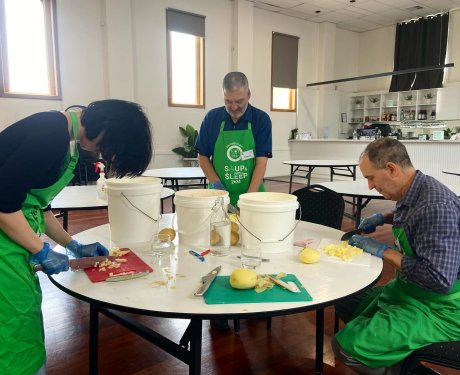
[143,167,207,190]
[48,214,383,374]
[51,185,175,230]
[282,160,359,193]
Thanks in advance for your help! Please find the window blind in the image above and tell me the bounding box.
[272,32,299,89]
[166,8,205,37]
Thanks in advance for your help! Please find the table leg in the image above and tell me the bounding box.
[306,166,314,186]
[188,319,202,375]
[89,304,99,375]
[289,165,294,193]
[355,197,363,228]
[352,165,356,180]
[315,308,324,374]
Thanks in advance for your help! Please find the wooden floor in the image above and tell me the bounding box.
[39,179,456,375]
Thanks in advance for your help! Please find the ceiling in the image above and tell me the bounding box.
[250,0,460,32]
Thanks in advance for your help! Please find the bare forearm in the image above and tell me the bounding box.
[198,154,220,183]
[0,211,44,253]
[248,157,268,192]
[382,248,402,271]
[44,210,72,247]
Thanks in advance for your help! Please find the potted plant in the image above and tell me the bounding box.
[405,94,413,105]
[369,97,379,106]
[354,99,363,108]
[424,92,435,103]
[172,124,199,166]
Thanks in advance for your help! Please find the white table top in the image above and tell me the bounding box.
[283,160,358,167]
[50,214,383,318]
[52,185,175,210]
[143,167,205,179]
[318,180,460,199]
[442,169,460,177]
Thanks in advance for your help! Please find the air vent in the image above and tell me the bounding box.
[406,5,424,11]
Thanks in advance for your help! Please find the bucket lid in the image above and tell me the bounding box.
[174,189,229,199]
[106,176,162,186]
[238,192,298,211]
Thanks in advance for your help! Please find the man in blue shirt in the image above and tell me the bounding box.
[195,71,272,207]
[332,138,460,374]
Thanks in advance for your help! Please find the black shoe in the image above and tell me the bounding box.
[210,319,229,331]
[408,364,441,375]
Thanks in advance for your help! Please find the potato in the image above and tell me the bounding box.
[159,228,176,241]
[231,221,239,233]
[231,231,239,245]
[210,229,220,245]
[230,268,258,289]
[299,247,321,264]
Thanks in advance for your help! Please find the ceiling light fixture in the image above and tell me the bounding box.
[306,63,454,87]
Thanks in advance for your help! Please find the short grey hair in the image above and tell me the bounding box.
[361,138,413,169]
[222,72,249,91]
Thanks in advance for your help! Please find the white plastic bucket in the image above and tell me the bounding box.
[173,189,229,248]
[106,177,163,248]
[237,192,299,253]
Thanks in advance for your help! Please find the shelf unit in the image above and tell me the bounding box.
[349,89,437,125]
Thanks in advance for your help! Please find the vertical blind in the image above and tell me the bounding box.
[272,32,299,89]
[166,8,205,37]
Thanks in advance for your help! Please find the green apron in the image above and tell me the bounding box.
[0,113,79,375]
[212,121,265,206]
[336,226,460,368]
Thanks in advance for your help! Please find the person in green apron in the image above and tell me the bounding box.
[0,99,153,375]
[331,138,460,374]
[196,71,272,207]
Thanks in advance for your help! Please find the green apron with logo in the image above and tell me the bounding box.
[212,121,265,206]
[0,113,79,375]
[336,226,460,368]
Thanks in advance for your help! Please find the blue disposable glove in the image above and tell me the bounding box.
[210,181,226,191]
[66,240,109,258]
[349,235,389,258]
[30,242,69,275]
[358,213,385,234]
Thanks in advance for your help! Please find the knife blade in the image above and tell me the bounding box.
[194,265,221,296]
[340,228,364,241]
[33,256,117,272]
[268,275,300,293]
[106,271,150,282]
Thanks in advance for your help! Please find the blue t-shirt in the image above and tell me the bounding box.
[195,103,272,158]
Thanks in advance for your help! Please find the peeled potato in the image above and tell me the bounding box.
[299,247,321,264]
[159,228,176,241]
[231,221,239,233]
[231,231,239,245]
[210,229,220,245]
[230,268,258,289]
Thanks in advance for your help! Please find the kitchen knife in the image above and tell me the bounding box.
[340,228,364,241]
[268,275,300,293]
[33,256,116,272]
[194,265,221,296]
[106,271,150,282]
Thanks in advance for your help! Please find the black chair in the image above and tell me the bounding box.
[233,184,345,334]
[400,340,460,374]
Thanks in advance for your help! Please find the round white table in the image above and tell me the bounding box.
[51,185,175,230]
[49,214,383,374]
[143,167,207,190]
[282,160,359,193]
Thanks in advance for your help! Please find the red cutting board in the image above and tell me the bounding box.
[84,248,153,282]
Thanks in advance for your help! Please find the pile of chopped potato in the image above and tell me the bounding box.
[322,241,363,261]
[254,272,287,293]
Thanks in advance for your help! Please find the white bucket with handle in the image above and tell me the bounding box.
[237,192,299,253]
[173,189,229,249]
[106,177,163,248]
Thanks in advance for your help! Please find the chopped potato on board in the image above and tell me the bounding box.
[322,241,363,261]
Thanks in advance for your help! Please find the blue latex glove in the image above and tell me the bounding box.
[210,181,226,191]
[349,235,389,258]
[30,242,69,275]
[66,240,109,258]
[358,213,385,233]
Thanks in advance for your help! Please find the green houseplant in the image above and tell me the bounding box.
[172,124,198,159]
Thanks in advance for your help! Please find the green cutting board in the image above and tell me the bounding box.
[204,274,312,304]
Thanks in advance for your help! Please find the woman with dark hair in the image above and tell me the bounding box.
[0,99,153,375]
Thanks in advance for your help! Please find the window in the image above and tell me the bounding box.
[166,8,205,108]
[271,32,299,112]
[0,0,60,98]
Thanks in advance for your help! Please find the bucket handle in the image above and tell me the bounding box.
[171,210,213,236]
[120,192,161,223]
[233,203,301,243]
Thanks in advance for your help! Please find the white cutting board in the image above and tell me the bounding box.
[316,238,372,267]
